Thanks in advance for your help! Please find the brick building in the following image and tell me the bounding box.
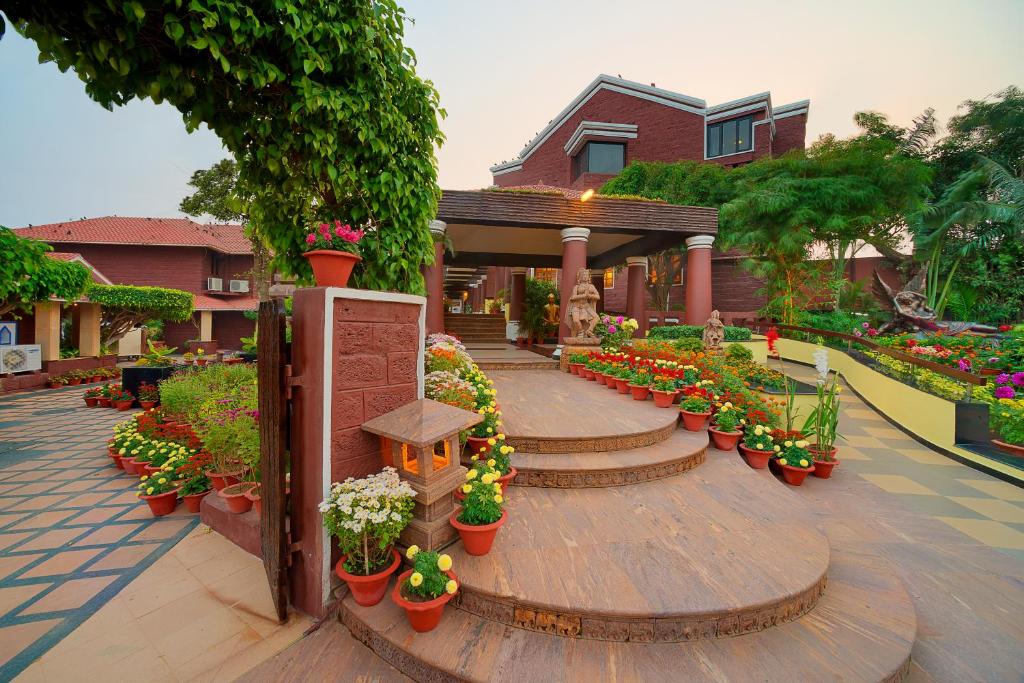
[15,217,257,350]
[479,74,811,320]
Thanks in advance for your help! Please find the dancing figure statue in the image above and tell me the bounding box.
[565,268,601,340]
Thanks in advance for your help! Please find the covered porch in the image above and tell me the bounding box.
[422,189,719,343]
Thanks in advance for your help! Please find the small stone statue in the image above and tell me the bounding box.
[874,270,997,336]
[565,268,600,340]
[702,310,725,350]
[542,293,560,336]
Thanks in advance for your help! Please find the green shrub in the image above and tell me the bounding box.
[725,343,753,362]
[648,324,751,341]
[672,337,705,353]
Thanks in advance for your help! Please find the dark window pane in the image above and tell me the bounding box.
[721,119,738,155]
[707,125,720,158]
[707,115,754,157]
[586,142,625,174]
[737,117,752,152]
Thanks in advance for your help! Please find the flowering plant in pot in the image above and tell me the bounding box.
[179,472,213,513]
[679,387,712,431]
[303,220,365,288]
[470,435,517,495]
[609,365,633,393]
[110,388,136,411]
[137,471,180,516]
[738,424,775,469]
[582,357,599,380]
[801,355,843,478]
[650,375,678,408]
[627,366,652,400]
[84,386,103,407]
[451,467,507,556]
[320,467,415,606]
[392,547,458,633]
[137,382,160,409]
[47,375,66,389]
[567,353,588,375]
[776,439,815,486]
[708,402,744,450]
[467,404,502,454]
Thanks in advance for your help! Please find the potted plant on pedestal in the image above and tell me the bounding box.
[738,424,775,469]
[322,467,416,607]
[651,375,678,408]
[802,358,843,479]
[392,546,459,633]
[136,471,180,516]
[302,220,365,288]
[708,402,743,451]
[679,387,712,431]
[450,467,507,556]
[777,439,816,485]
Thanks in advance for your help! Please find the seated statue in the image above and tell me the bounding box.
[874,270,997,336]
[542,293,560,337]
[565,268,600,340]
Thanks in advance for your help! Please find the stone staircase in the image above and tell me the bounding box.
[444,313,507,344]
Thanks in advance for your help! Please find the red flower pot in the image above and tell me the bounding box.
[48,382,62,389]
[110,453,125,470]
[809,446,839,478]
[114,399,134,411]
[336,549,401,607]
[208,470,243,491]
[96,397,111,407]
[583,369,596,381]
[780,463,815,486]
[84,397,99,407]
[569,363,580,375]
[450,509,507,556]
[143,464,161,477]
[614,378,631,394]
[141,490,178,517]
[651,389,675,408]
[738,444,772,469]
[993,439,1024,458]
[392,568,457,633]
[246,484,262,517]
[90,375,101,382]
[121,457,139,475]
[303,250,361,288]
[466,437,490,458]
[629,384,650,401]
[496,467,517,495]
[218,482,256,514]
[768,456,782,475]
[708,427,742,451]
[67,378,81,386]
[607,376,620,391]
[183,489,211,513]
[679,409,711,432]
[139,400,157,409]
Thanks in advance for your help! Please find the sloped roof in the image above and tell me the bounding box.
[16,217,251,255]
[46,252,113,285]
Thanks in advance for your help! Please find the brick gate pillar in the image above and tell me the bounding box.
[508,267,527,340]
[684,235,715,325]
[625,256,648,338]
[423,220,446,336]
[558,227,590,344]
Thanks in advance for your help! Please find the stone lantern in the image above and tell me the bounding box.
[361,399,482,551]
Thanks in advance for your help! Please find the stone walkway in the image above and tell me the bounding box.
[0,386,197,680]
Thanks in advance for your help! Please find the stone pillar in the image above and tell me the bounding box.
[34,301,61,362]
[590,269,606,313]
[423,220,446,335]
[479,274,488,312]
[559,227,590,343]
[685,235,715,325]
[199,310,214,341]
[79,302,102,357]
[625,256,648,338]
[508,267,527,340]
[468,283,479,312]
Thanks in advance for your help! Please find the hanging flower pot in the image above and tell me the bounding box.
[182,489,211,513]
[738,444,772,469]
[651,389,676,408]
[336,549,401,607]
[809,446,840,478]
[303,250,362,288]
[780,463,815,486]
[140,489,178,517]
[708,427,742,451]
[450,509,507,556]
[679,409,711,432]
[218,482,257,514]
[392,568,458,633]
[496,467,518,496]
[629,384,650,401]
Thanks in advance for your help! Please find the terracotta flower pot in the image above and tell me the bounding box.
[391,568,457,633]
[208,470,244,491]
[629,384,650,401]
[651,389,675,408]
[780,463,815,486]
[114,399,134,411]
[768,456,782,475]
[496,467,517,495]
[708,427,742,451]
[465,437,490,458]
[183,489,211,513]
[303,249,361,288]
[336,549,401,607]
[672,390,683,405]
[110,453,125,470]
[143,464,161,477]
[679,409,711,432]
[139,400,157,409]
[569,363,580,375]
[738,444,771,469]
[48,382,62,389]
[84,397,99,407]
[67,378,81,386]
[121,457,139,475]
[614,378,631,394]
[219,482,257,514]
[583,369,596,381]
[809,446,839,478]
[450,509,507,556]
[90,375,102,382]
[993,439,1024,458]
[141,490,178,517]
[96,397,111,407]
[246,484,262,517]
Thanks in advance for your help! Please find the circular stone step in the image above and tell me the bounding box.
[511,429,707,488]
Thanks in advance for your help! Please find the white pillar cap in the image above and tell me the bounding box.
[685,235,715,250]
[626,256,648,270]
[429,220,447,236]
[560,227,591,243]
[510,267,528,275]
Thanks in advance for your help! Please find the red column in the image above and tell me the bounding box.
[558,227,590,343]
[509,267,526,337]
[625,256,648,338]
[591,269,606,314]
[685,235,714,325]
[424,220,446,335]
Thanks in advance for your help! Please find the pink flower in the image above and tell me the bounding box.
[958,358,972,372]
[861,322,870,329]
[318,222,330,234]
[335,226,345,237]
[994,385,1016,399]
[1012,372,1024,386]
[854,330,863,337]
[867,328,878,336]
[305,233,316,244]
[988,356,999,363]
[996,373,1011,385]
[616,316,624,325]
[608,325,617,334]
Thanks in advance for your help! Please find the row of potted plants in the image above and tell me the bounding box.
[84,381,159,409]
[48,366,120,388]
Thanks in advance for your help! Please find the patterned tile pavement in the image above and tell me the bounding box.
[0,386,198,680]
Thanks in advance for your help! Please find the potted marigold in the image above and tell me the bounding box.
[450,467,507,555]
[628,366,652,401]
[582,357,598,381]
[472,436,517,495]
[137,471,180,516]
[321,467,415,607]
[650,375,677,408]
[303,220,365,288]
[466,405,501,455]
[802,369,843,479]
[392,546,458,633]
[110,388,136,411]
[708,402,743,451]
[47,375,66,389]
[739,424,774,469]
[679,387,712,431]
[776,439,816,485]
[612,366,633,394]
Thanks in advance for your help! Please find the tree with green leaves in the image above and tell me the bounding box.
[0,227,91,318]
[86,284,194,345]
[3,1,445,294]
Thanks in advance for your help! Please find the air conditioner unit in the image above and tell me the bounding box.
[0,345,41,373]
[229,279,250,293]
[206,277,223,291]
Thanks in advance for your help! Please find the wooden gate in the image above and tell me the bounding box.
[258,297,289,622]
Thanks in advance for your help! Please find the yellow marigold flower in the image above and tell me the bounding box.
[478,446,487,454]
[158,478,167,484]
[119,448,126,455]
[462,484,472,494]
[477,408,485,415]
[487,459,496,467]
[486,427,493,434]
[778,458,788,466]
[494,494,504,504]
[754,426,764,435]
[140,475,149,481]
[796,440,808,448]
[481,473,494,485]
[487,438,496,446]
[445,579,458,595]
[493,483,502,492]
[799,459,810,467]
[409,572,423,587]
[784,440,793,448]
[406,545,419,559]
[146,487,154,495]
[497,433,505,440]
[773,445,781,452]
[486,406,495,413]
[470,455,478,461]
[437,554,453,571]
[466,469,478,480]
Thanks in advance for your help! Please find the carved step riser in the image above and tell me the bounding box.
[505,420,678,454]
[514,448,706,488]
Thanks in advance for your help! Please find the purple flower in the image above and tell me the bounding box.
[854,330,863,337]
[861,322,870,329]
[996,373,1011,385]
[608,325,617,334]
[616,316,624,325]
[958,358,972,372]
[1012,372,1024,387]
[994,385,1016,399]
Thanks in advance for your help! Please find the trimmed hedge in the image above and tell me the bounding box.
[648,324,752,342]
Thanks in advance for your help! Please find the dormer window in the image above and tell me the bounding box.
[706,115,753,158]
[572,142,626,179]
